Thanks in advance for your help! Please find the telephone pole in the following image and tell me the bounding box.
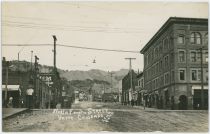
[34,55,39,108]
[53,35,57,70]
[125,58,136,90]
[125,58,136,101]
[30,51,33,71]
[5,61,9,107]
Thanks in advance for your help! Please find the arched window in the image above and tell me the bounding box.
[204,33,208,45]
[163,38,169,51]
[190,32,202,44]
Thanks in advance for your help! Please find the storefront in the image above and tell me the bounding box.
[2,85,21,108]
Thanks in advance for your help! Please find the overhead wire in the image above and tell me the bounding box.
[2,43,140,53]
[2,20,148,33]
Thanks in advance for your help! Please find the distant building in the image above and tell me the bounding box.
[135,72,145,106]
[140,17,208,110]
[118,80,122,103]
[122,70,138,105]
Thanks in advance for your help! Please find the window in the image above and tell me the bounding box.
[177,35,185,44]
[191,70,197,81]
[170,52,174,63]
[164,73,170,85]
[155,47,159,58]
[155,79,158,89]
[163,38,169,51]
[169,37,173,49]
[197,51,201,62]
[179,51,185,62]
[204,33,208,45]
[159,44,163,54]
[206,70,208,82]
[190,52,196,62]
[151,50,154,61]
[165,55,169,68]
[179,69,185,80]
[156,63,159,73]
[160,60,163,72]
[190,32,202,44]
[171,70,175,82]
[205,52,208,62]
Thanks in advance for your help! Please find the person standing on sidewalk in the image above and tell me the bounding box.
[131,99,134,107]
[7,97,13,108]
[143,99,146,110]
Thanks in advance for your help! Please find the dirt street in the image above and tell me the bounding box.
[2,102,208,132]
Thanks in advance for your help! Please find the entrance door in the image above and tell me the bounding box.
[193,90,208,110]
[178,95,188,110]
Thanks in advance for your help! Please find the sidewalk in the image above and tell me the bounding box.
[3,108,29,119]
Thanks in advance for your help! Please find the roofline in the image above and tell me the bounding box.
[140,17,208,54]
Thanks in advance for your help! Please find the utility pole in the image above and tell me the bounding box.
[199,47,204,109]
[5,61,9,107]
[125,58,136,101]
[31,51,33,71]
[52,35,57,105]
[34,55,39,108]
[53,35,57,70]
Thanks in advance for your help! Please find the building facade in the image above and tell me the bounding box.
[122,70,138,105]
[135,72,145,106]
[140,17,208,110]
[118,80,122,103]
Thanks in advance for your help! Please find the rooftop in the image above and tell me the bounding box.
[140,17,208,54]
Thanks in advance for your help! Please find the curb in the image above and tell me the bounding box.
[3,108,30,120]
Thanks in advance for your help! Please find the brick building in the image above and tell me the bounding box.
[140,17,208,110]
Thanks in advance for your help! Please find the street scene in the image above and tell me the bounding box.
[2,1,209,133]
[3,102,208,132]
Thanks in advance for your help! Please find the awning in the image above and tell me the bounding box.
[2,85,20,91]
[192,85,208,90]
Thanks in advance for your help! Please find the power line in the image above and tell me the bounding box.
[2,43,140,53]
[2,20,147,33]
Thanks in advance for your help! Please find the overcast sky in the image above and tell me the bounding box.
[2,1,208,71]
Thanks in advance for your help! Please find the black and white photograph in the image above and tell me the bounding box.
[1,0,209,132]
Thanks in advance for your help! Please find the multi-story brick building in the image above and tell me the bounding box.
[140,17,208,110]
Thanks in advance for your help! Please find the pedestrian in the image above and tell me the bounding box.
[7,97,13,108]
[143,99,146,110]
[131,99,134,107]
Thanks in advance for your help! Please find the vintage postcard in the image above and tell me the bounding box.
[1,1,209,132]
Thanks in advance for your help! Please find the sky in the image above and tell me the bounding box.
[2,1,208,71]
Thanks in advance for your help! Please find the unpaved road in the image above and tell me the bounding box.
[3,102,208,132]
